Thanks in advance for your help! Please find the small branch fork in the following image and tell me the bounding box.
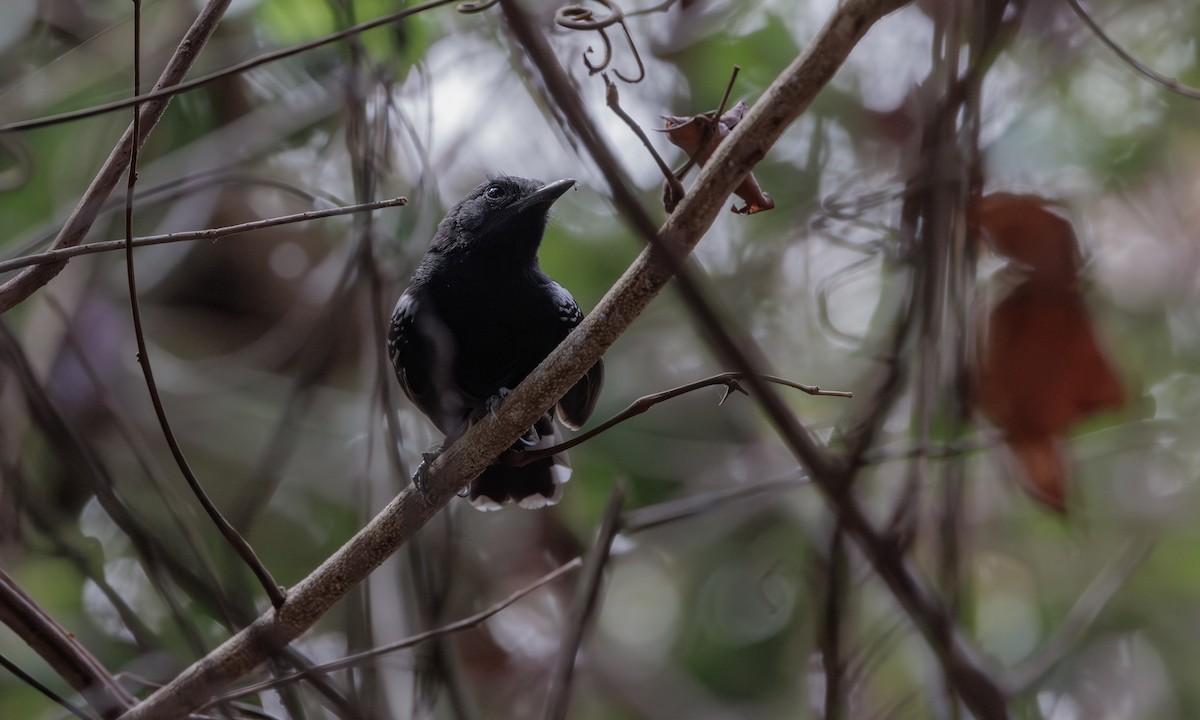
[601,75,686,206]
[604,65,742,211]
[502,371,852,467]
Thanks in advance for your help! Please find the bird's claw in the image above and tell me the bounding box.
[411,449,442,498]
[486,388,512,420]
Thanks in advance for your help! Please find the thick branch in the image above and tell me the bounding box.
[117,1,913,717]
[0,568,137,718]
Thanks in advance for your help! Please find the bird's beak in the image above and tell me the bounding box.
[514,178,576,212]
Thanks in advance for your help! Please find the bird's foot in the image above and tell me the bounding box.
[411,443,448,499]
[485,388,512,419]
[516,425,541,447]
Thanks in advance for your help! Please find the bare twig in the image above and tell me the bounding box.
[0,0,235,314]
[0,0,462,136]
[121,0,284,609]
[0,197,406,275]
[215,558,583,703]
[0,569,136,718]
[542,482,625,720]
[0,652,96,720]
[712,64,741,121]
[602,74,684,201]
[1004,538,1154,694]
[622,473,809,533]
[504,371,851,467]
[1065,0,1200,100]
[821,522,848,720]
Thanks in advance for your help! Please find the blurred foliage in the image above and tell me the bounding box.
[1,0,1199,718]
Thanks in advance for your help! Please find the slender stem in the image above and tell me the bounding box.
[0,652,96,720]
[0,0,236,314]
[603,75,685,201]
[503,371,851,467]
[542,482,625,720]
[0,569,136,717]
[1065,0,1200,100]
[0,197,406,275]
[0,0,463,135]
[214,558,584,703]
[122,0,285,609]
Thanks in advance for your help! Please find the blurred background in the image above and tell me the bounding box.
[1,0,1199,718]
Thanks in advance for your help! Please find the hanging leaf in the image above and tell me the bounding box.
[974,193,1082,285]
[660,101,775,215]
[973,194,1125,512]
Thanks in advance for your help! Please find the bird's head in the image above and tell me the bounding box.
[430,175,576,260]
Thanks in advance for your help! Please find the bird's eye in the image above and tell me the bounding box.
[484,185,505,201]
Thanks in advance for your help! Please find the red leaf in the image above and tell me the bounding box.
[660,101,774,215]
[974,193,1083,285]
[973,195,1125,512]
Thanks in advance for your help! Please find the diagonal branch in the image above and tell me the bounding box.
[116,1,921,717]
[0,568,136,718]
[503,0,1007,716]
[1065,0,1200,100]
[0,0,235,314]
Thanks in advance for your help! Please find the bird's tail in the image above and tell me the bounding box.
[467,414,571,510]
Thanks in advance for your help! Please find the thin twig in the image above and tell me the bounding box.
[821,521,848,720]
[0,197,406,275]
[213,558,583,703]
[1065,0,1200,100]
[0,652,96,720]
[504,371,850,467]
[603,74,684,201]
[542,481,625,720]
[0,0,462,135]
[0,569,136,718]
[622,472,808,533]
[121,1,284,609]
[1003,538,1155,694]
[713,64,741,122]
[0,0,236,315]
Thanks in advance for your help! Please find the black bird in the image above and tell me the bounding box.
[388,176,603,509]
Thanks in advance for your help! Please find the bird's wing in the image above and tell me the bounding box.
[388,292,424,407]
[390,290,472,435]
[390,290,457,423]
[549,282,604,429]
